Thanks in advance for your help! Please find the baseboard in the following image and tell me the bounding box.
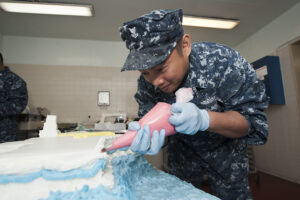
[257,168,300,184]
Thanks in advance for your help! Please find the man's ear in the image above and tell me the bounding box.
[181,34,191,57]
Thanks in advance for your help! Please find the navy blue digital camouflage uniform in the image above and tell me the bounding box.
[120,9,269,200]
[0,66,28,143]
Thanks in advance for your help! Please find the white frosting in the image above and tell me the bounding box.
[39,115,59,137]
[0,141,34,153]
[0,135,220,200]
[0,136,129,174]
[0,135,134,200]
[1,166,113,200]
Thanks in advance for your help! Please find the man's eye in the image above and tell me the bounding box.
[157,67,164,72]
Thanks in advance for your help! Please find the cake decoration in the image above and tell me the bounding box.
[0,132,219,200]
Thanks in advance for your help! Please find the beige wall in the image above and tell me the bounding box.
[290,41,300,102]
[234,2,300,184]
[10,64,140,124]
[0,33,2,50]
[253,40,300,184]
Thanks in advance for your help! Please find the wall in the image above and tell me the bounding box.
[252,43,300,184]
[10,64,140,124]
[290,41,300,97]
[235,1,300,63]
[235,2,300,183]
[0,33,2,51]
[2,36,128,67]
[1,35,138,124]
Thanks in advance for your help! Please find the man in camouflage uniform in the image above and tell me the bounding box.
[0,52,28,143]
[119,9,268,200]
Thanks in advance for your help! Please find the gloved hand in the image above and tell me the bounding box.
[129,121,165,155]
[169,102,210,135]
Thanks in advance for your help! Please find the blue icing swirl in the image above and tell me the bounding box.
[42,184,135,200]
[0,159,106,184]
[42,155,219,200]
[1,154,219,200]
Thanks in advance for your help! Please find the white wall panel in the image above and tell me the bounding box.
[2,36,128,67]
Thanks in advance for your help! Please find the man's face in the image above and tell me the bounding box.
[140,47,190,94]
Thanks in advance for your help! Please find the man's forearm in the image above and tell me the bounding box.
[207,110,248,138]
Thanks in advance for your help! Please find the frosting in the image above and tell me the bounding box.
[1,161,114,200]
[0,136,125,174]
[41,155,219,200]
[0,135,219,200]
[58,131,115,138]
[0,159,106,184]
[0,135,131,199]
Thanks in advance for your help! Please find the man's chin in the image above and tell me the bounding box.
[160,86,175,94]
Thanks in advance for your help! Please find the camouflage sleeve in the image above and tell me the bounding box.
[215,47,269,145]
[134,75,156,118]
[0,74,28,117]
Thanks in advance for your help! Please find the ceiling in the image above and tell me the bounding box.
[0,0,299,47]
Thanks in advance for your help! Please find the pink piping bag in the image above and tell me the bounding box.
[101,88,193,152]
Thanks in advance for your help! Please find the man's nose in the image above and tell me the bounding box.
[152,76,164,87]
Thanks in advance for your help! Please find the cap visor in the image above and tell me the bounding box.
[121,42,177,72]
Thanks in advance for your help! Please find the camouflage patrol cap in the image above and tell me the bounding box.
[120,9,184,71]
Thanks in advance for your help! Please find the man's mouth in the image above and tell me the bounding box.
[160,85,170,92]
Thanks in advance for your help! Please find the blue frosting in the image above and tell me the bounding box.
[1,155,219,200]
[43,184,135,200]
[0,159,106,184]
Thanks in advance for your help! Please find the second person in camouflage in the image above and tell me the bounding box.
[0,52,28,143]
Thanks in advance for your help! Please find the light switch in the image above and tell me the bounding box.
[98,91,110,106]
